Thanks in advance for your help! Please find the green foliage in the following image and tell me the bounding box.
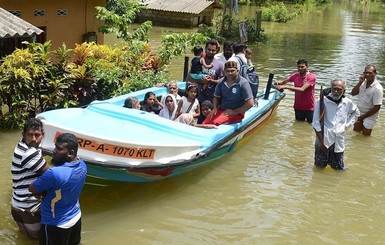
[96,0,152,42]
[0,41,69,128]
[0,105,28,129]
[201,13,268,43]
[197,24,225,45]
[158,33,208,65]
[1,0,255,129]
[115,69,169,96]
[262,3,294,23]
[0,35,188,129]
[261,0,328,23]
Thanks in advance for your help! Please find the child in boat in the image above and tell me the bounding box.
[159,94,177,120]
[190,45,214,91]
[176,100,217,128]
[197,100,214,124]
[174,84,200,122]
[140,91,163,114]
[123,96,140,109]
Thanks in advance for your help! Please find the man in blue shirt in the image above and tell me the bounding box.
[29,133,87,245]
[203,60,254,125]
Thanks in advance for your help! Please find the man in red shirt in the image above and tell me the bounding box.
[275,59,317,123]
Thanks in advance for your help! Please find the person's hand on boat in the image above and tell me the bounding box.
[274,84,284,90]
[223,109,238,116]
[197,124,218,129]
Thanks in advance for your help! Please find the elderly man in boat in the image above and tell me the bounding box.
[203,60,254,125]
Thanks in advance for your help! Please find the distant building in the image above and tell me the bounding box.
[137,0,222,28]
[0,0,105,51]
[0,7,43,57]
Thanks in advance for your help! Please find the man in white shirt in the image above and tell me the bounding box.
[350,64,383,136]
[312,79,359,170]
[228,43,247,70]
[214,40,235,63]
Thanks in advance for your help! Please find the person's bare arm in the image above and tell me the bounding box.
[208,96,220,119]
[358,105,381,121]
[277,82,311,92]
[173,100,183,120]
[201,57,213,69]
[313,128,327,153]
[224,98,254,116]
[28,182,38,194]
[275,78,290,85]
[37,163,50,175]
[351,72,365,96]
[195,124,217,129]
[192,103,201,118]
[202,76,221,86]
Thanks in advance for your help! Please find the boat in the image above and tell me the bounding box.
[37,75,285,183]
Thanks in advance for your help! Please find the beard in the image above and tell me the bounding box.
[330,93,343,101]
[27,141,39,148]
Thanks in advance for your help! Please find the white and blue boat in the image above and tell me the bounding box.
[37,76,285,183]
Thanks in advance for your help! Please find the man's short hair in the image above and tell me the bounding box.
[297,59,308,67]
[23,118,43,134]
[365,64,377,74]
[223,40,235,50]
[205,39,219,49]
[224,61,238,70]
[331,79,346,88]
[233,43,247,54]
[56,133,79,155]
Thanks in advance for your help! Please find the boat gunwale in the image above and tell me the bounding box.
[80,91,285,170]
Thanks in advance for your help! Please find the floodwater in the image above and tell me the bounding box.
[1,1,385,244]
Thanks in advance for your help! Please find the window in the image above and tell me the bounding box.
[9,10,21,17]
[57,9,68,16]
[34,10,45,17]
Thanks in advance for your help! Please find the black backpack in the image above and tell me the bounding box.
[236,56,259,98]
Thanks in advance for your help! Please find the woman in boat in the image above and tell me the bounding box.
[174,84,200,122]
[140,92,163,114]
[159,94,177,120]
[123,96,140,109]
[161,81,182,104]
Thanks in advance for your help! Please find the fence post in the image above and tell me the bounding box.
[183,56,189,81]
[255,10,262,36]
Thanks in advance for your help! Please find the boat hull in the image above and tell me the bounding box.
[85,94,282,183]
[38,82,285,184]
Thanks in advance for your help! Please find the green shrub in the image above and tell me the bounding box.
[262,3,293,23]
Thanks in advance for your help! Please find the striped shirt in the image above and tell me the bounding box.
[11,140,47,211]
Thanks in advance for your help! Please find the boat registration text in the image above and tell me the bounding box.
[55,132,155,159]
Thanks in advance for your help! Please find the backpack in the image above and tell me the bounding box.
[236,56,259,98]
